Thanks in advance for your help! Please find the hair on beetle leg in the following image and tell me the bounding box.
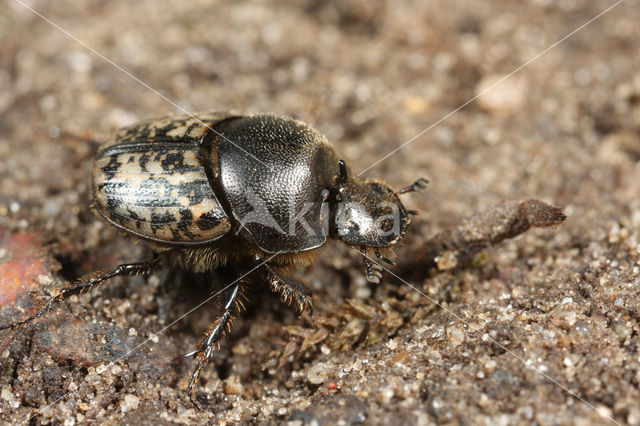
[258,263,315,316]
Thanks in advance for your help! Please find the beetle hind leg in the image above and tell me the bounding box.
[259,264,314,316]
[0,257,159,331]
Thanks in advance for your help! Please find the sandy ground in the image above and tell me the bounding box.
[0,0,639,424]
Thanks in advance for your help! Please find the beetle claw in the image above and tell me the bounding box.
[173,349,199,362]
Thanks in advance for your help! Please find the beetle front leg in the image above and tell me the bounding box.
[186,282,242,408]
[360,247,383,284]
[259,264,314,316]
[0,257,159,331]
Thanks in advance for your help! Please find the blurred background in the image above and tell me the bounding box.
[0,1,639,424]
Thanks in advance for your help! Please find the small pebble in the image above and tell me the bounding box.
[483,359,497,373]
[377,386,395,404]
[476,74,526,115]
[307,362,330,384]
[446,326,465,346]
[1,387,15,403]
[436,251,458,270]
[224,376,244,395]
[611,320,632,340]
[628,407,640,426]
[121,394,140,412]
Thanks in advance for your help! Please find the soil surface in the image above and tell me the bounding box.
[1,1,639,425]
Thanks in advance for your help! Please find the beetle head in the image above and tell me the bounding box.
[329,160,410,248]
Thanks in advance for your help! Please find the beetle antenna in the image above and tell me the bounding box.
[398,177,429,195]
[407,209,420,216]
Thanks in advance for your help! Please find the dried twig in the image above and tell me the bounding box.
[416,199,566,271]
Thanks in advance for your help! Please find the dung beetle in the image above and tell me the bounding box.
[0,112,427,407]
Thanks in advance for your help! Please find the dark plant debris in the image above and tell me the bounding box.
[417,199,567,273]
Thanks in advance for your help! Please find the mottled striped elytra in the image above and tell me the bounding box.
[0,112,428,408]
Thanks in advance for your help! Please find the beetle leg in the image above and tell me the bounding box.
[0,257,159,331]
[187,282,242,409]
[259,264,314,316]
[375,249,396,266]
[360,247,383,284]
[397,177,429,194]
